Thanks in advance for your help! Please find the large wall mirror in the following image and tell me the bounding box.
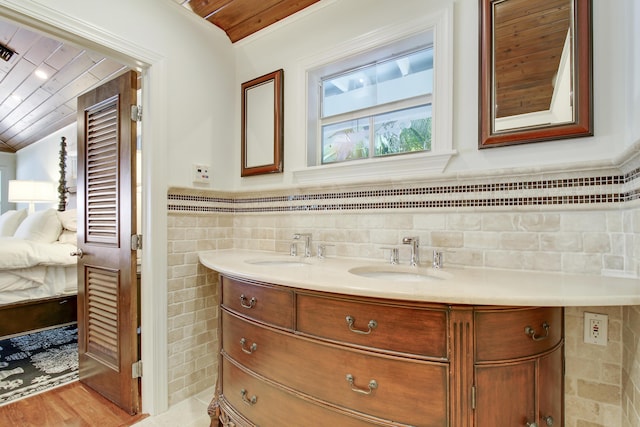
[241,69,284,177]
[479,0,593,148]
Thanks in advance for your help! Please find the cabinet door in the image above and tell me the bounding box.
[475,361,536,426]
[539,347,563,427]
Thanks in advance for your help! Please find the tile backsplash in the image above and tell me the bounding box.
[167,147,640,426]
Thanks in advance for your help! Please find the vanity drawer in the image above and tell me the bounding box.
[292,337,448,426]
[222,310,447,427]
[475,306,563,362]
[221,356,380,427]
[296,293,448,358]
[221,276,294,329]
[222,309,289,377]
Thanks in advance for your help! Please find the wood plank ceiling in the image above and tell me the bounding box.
[178,0,321,43]
[0,17,127,153]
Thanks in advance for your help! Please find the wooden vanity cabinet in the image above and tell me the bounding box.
[211,275,564,427]
[474,307,564,427]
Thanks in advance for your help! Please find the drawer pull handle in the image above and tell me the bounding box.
[240,338,258,354]
[542,415,554,426]
[526,422,538,427]
[239,294,257,309]
[345,374,378,395]
[345,316,377,335]
[524,322,550,341]
[240,389,257,406]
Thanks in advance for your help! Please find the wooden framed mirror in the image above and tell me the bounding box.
[241,69,284,176]
[479,0,593,148]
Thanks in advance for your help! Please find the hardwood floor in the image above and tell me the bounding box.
[0,381,147,427]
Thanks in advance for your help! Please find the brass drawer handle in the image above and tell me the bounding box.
[345,315,377,335]
[542,415,554,426]
[240,338,257,354]
[345,374,378,395]
[239,294,257,309]
[240,389,257,406]
[524,322,550,341]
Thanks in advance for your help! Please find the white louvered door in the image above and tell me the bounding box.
[76,70,139,414]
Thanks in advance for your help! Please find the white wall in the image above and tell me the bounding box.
[15,124,75,212]
[231,0,638,191]
[6,0,635,193]
[16,125,74,181]
[0,152,16,213]
[624,0,640,146]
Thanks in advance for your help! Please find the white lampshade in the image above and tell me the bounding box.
[8,180,57,214]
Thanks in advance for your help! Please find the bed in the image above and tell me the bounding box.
[0,137,78,338]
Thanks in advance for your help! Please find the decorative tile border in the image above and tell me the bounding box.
[168,165,640,214]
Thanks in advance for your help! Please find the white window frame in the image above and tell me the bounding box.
[294,2,455,184]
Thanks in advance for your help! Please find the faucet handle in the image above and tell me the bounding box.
[432,250,443,269]
[290,242,298,257]
[317,244,335,259]
[381,247,400,265]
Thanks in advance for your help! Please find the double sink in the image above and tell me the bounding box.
[244,256,451,282]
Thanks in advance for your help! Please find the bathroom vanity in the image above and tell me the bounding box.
[199,250,640,427]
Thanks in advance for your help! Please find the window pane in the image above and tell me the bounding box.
[322,48,433,118]
[374,105,432,157]
[321,119,370,164]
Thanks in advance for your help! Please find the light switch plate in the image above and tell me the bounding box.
[192,164,210,183]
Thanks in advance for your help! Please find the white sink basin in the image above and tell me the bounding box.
[349,265,450,282]
[245,257,311,267]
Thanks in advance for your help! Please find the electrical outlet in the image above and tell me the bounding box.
[192,164,210,184]
[584,312,608,346]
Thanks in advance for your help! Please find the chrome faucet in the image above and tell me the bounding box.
[402,236,420,266]
[432,250,443,269]
[293,233,312,257]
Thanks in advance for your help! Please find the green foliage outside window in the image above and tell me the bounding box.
[321,107,431,164]
[375,117,431,156]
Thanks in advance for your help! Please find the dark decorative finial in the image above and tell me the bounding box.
[58,136,67,211]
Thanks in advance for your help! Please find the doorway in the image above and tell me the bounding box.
[0,6,168,416]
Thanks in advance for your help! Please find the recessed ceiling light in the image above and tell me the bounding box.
[35,69,48,79]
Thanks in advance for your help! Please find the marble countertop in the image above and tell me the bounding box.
[198,249,640,307]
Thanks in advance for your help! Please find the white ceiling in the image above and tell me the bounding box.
[0,15,127,153]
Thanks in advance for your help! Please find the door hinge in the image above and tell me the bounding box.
[132,360,143,378]
[471,385,476,409]
[131,105,142,122]
[131,234,143,250]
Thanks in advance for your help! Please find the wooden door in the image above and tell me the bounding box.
[475,361,536,426]
[76,70,139,414]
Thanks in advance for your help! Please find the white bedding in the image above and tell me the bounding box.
[0,237,77,270]
[0,265,76,304]
[0,237,77,303]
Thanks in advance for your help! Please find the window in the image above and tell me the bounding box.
[298,4,454,184]
[320,48,433,164]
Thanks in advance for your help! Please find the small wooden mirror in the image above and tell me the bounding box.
[479,0,593,148]
[241,69,284,176]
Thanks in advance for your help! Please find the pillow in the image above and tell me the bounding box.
[56,209,78,231]
[14,208,63,243]
[0,209,27,237]
[57,230,77,245]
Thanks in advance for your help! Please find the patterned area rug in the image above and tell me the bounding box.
[0,324,78,406]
